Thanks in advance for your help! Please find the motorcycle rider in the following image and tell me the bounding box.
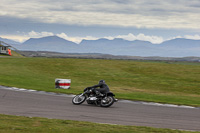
[87,80,110,96]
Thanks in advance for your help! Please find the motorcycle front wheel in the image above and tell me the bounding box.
[100,96,115,107]
[72,94,86,105]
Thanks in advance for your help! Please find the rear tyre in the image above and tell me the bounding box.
[72,94,86,105]
[100,96,114,107]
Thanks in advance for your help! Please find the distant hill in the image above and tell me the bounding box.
[158,38,200,57]
[23,36,76,45]
[79,38,156,56]
[15,36,78,53]
[160,38,200,48]
[80,38,152,46]
[0,37,20,44]
[4,36,200,57]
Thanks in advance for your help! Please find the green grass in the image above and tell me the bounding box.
[10,50,24,57]
[0,57,200,106]
[0,114,198,133]
[0,54,9,56]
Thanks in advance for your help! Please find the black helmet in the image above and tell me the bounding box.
[99,80,105,84]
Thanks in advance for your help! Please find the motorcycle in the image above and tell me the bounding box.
[72,88,118,107]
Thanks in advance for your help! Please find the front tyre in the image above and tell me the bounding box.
[72,94,86,105]
[100,96,115,107]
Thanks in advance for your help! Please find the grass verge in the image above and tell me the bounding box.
[0,57,200,106]
[0,114,198,133]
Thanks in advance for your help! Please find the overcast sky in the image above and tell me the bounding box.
[0,0,200,44]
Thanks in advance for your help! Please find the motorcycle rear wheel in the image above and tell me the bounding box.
[72,94,86,105]
[100,96,114,107]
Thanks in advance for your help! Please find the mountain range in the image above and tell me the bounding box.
[1,36,200,57]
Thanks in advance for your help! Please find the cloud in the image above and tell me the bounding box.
[3,31,200,44]
[184,34,200,40]
[28,31,54,38]
[0,35,29,43]
[115,33,163,44]
[57,33,98,43]
[59,32,164,44]
[56,33,82,43]
[165,34,200,41]
[25,31,164,44]
[0,0,200,29]
[25,31,97,44]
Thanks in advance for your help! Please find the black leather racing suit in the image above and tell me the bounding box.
[88,82,110,94]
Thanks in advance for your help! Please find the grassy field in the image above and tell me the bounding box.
[0,114,198,133]
[0,54,9,56]
[0,57,200,106]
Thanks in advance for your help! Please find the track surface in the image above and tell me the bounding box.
[0,87,200,131]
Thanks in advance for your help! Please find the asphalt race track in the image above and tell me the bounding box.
[0,86,200,131]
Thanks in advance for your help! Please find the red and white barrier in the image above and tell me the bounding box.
[55,79,71,89]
